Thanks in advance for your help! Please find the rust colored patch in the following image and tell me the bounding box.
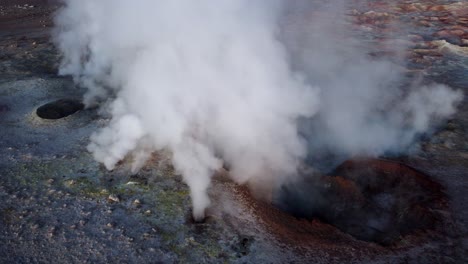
[245,158,449,247]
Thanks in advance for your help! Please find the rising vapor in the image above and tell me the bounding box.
[53,0,462,220]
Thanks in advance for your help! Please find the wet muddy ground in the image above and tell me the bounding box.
[0,1,467,263]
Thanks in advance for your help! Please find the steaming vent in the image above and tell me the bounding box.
[53,1,462,226]
[275,158,447,245]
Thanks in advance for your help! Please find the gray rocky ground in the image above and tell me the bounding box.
[0,1,467,263]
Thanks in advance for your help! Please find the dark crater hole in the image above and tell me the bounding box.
[36,99,84,119]
[274,158,448,245]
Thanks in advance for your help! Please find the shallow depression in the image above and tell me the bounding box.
[36,98,84,119]
[274,158,448,245]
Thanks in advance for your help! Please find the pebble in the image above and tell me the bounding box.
[108,194,120,203]
[133,199,142,207]
[46,227,55,238]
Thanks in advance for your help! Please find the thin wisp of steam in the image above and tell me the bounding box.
[54,0,462,220]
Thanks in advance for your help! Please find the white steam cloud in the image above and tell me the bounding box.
[281,2,463,159]
[54,0,462,220]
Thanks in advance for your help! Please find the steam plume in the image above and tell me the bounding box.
[54,0,462,220]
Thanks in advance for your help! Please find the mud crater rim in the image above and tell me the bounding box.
[273,158,448,245]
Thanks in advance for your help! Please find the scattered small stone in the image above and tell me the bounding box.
[46,227,55,238]
[70,224,76,229]
[81,211,91,216]
[108,194,120,203]
[133,199,142,207]
[126,181,139,185]
[144,210,152,215]
[65,179,75,186]
[106,222,114,228]
[46,179,54,184]
[184,237,199,246]
[79,220,86,226]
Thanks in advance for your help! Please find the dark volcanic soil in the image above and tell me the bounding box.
[0,1,467,263]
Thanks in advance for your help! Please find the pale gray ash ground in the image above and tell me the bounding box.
[0,1,467,263]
